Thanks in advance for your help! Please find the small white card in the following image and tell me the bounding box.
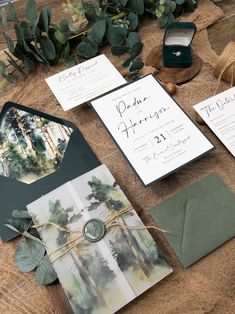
[91,75,214,185]
[193,87,235,157]
[45,54,126,111]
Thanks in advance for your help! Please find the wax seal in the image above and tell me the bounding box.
[83,218,106,242]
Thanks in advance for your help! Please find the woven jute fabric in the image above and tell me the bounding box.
[0,1,234,313]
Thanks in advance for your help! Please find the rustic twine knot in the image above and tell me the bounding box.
[33,206,170,263]
[213,41,235,95]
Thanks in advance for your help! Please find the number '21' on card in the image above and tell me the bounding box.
[90,75,214,185]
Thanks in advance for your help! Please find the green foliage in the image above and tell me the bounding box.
[5,209,58,285]
[0,7,7,27]
[0,0,70,82]
[0,0,198,84]
[89,18,107,43]
[36,255,57,285]
[107,26,127,46]
[25,0,37,23]
[76,37,99,58]
[15,239,45,272]
[8,2,17,21]
[128,0,145,15]
[128,12,138,31]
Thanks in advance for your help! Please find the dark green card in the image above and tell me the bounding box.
[150,173,235,267]
[0,102,100,241]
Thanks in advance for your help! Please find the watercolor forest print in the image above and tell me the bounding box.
[0,106,73,184]
[28,165,172,314]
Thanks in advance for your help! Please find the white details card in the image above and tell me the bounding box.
[91,75,214,185]
[193,87,235,157]
[45,54,126,111]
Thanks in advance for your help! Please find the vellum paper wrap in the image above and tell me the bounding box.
[27,164,172,314]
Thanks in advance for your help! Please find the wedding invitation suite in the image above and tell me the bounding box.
[91,75,214,185]
[45,54,126,111]
[193,87,235,157]
[27,165,172,313]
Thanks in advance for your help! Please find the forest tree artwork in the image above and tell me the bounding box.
[0,107,73,184]
[28,165,172,314]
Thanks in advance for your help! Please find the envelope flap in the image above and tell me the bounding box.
[181,197,235,267]
[150,199,188,262]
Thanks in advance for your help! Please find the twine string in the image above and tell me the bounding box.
[213,41,235,95]
[213,59,235,95]
[33,205,168,263]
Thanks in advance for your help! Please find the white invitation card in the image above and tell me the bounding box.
[45,54,126,111]
[91,75,214,185]
[194,87,235,157]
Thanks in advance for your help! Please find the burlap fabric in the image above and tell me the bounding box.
[0,1,234,313]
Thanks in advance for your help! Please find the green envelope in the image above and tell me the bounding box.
[150,174,235,268]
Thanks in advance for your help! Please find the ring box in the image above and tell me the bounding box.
[162,22,197,68]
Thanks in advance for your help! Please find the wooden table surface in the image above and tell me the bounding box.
[0,1,235,314]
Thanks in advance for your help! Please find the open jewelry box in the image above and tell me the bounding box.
[162,22,197,68]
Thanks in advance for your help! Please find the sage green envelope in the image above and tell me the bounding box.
[150,174,235,268]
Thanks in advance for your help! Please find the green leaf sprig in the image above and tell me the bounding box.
[0,0,70,82]
[5,209,57,286]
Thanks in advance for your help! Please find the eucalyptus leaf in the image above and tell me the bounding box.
[46,6,52,24]
[4,224,20,234]
[59,19,70,34]
[129,59,144,72]
[122,55,135,68]
[39,37,56,61]
[3,33,15,53]
[107,26,127,47]
[127,32,141,49]
[6,217,31,233]
[15,239,45,272]
[0,7,7,27]
[89,19,106,44]
[27,42,46,63]
[12,209,32,219]
[84,2,100,22]
[55,30,67,45]
[128,13,138,31]
[59,43,70,61]
[128,0,145,15]
[20,22,33,41]
[22,231,42,244]
[76,39,98,59]
[8,2,17,20]
[157,14,168,27]
[25,0,37,23]
[36,255,57,285]
[32,15,39,36]
[111,46,129,56]
[169,1,177,12]
[130,42,143,57]
[15,23,31,52]
[12,42,27,59]
[38,7,49,33]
